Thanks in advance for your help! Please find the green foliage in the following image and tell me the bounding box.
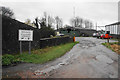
[2,54,21,66]
[40,26,55,38]
[102,43,111,49]
[102,42,119,51]
[2,54,15,65]
[1,7,14,18]
[17,42,78,64]
[109,42,118,45]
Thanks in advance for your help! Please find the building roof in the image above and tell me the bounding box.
[74,27,95,30]
[105,22,120,27]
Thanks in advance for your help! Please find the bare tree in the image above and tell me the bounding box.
[70,17,83,27]
[84,20,93,29]
[44,12,47,26]
[33,16,47,29]
[84,20,89,28]
[33,12,62,30]
[75,17,80,27]
[55,16,59,30]
[79,17,84,28]
[48,15,55,28]
[33,13,47,29]
[34,17,39,29]
[40,17,46,27]
[70,18,76,27]
[55,16,63,30]
[0,6,14,18]
[59,18,63,28]
[89,22,93,29]
[70,16,93,29]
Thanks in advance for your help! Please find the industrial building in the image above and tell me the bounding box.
[105,22,120,39]
[105,22,120,35]
[59,27,96,37]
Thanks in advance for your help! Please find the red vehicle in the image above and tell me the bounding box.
[100,33,113,39]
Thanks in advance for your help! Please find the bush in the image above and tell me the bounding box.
[2,54,14,65]
[2,54,20,66]
[40,26,55,38]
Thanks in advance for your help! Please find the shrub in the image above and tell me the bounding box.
[39,26,55,38]
[2,54,14,65]
[2,54,20,66]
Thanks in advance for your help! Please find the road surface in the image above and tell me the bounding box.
[47,37,118,78]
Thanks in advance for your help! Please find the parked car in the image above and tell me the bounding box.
[93,32,101,38]
[100,33,113,39]
[93,33,97,37]
[56,31,64,36]
[56,33,64,36]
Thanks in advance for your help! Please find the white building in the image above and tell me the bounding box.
[105,22,120,35]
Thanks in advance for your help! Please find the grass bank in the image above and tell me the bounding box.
[2,42,79,66]
[102,42,120,55]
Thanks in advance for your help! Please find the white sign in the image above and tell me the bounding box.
[19,30,33,41]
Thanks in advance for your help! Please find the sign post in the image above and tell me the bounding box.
[19,30,33,54]
[20,41,22,54]
[29,41,31,54]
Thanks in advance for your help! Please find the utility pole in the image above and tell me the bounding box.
[96,22,97,32]
[73,6,75,18]
[73,7,76,27]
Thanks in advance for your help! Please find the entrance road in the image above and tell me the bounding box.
[47,37,118,78]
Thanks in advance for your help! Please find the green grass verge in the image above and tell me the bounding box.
[102,43,112,50]
[102,42,118,46]
[2,42,79,66]
[102,42,119,52]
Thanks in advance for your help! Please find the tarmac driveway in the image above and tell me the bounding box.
[48,37,118,78]
[2,37,118,78]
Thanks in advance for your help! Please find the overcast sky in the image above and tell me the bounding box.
[0,0,119,30]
